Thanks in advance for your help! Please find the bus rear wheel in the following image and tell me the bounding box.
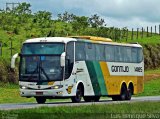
[126,87,133,100]
[36,97,46,104]
[119,84,127,101]
[71,86,82,103]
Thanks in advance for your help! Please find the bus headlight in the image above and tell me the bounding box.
[20,85,28,89]
[51,85,63,89]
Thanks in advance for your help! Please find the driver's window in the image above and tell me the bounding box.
[65,42,74,79]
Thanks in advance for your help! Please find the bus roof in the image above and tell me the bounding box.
[68,36,112,42]
[24,37,76,44]
[23,37,142,48]
[68,36,142,48]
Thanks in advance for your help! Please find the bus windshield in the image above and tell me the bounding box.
[20,56,63,82]
[20,43,65,82]
[22,43,64,55]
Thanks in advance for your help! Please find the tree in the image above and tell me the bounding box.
[12,2,32,24]
[34,11,52,28]
[88,14,105,28]
[57,11,75,23]
[71,16,89,33]
[14,2,31,15]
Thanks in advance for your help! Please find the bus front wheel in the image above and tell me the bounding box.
[71,86,83,103]
[36,97,46,104]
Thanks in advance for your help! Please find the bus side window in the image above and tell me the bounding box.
[137,48,143,63]
[131,48,138,63]
[120,46,125,62]
[115,46,122,62]
[75,42,86,61]
[85,43,96,61]
[96,44,105,61]
[105,45,115,62]
[125,47,132,62]
[66,42,74,79]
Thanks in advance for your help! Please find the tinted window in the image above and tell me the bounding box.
[66,42,74,79]
[75,42,86,61]
[22,43,64,55]
[124,47,132,62]
[66,42,74,63]
[105,45,115,62]
[132,48,138,63]
[85,43,96,61]
[115,46,124,62]
[20,56,63,81]
[137,48,143,63]
[96,44,105,61]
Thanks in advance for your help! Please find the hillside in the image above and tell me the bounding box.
[0,2,160,83]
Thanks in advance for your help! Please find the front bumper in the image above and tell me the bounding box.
[20,89,63,97]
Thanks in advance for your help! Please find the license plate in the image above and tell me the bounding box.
[36,92,43,95]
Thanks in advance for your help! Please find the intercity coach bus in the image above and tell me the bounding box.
[11,36,144,104]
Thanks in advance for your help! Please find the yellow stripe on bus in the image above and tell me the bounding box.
[99,62,110,92]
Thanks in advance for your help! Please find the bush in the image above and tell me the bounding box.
[0,58,18,83]
[0,59,8,82]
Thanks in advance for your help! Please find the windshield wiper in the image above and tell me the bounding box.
[28,65,38,81]
[39,66,50,81]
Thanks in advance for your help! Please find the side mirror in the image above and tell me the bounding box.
[60,52,66,67]
[19,53,22,57]
[11,53,19,69]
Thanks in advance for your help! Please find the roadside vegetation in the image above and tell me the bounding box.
[0,102,160,119]
[137,78,160,96]
[145,68,160,75]
[0,82,70,104]
[0,82,34,103]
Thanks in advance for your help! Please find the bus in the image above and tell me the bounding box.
[11,36,144,104]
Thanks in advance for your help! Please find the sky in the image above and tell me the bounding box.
[0,0,160,30]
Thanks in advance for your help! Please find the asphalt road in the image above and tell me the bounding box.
[0,96,160,110]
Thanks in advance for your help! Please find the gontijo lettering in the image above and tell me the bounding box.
[111,65,129,72]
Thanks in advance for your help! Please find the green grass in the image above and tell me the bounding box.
[118,30,160,44]
[137,78,160,96]
[145,68,160,75]
[0,102,159,119]
[0,82,35,103]
[123,34,160,45]
[0,82,71,104]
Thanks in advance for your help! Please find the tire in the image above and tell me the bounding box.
[126,88,132,100]
[71,86,82,103]
[119,84,127,101]
[36,97,46,104]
